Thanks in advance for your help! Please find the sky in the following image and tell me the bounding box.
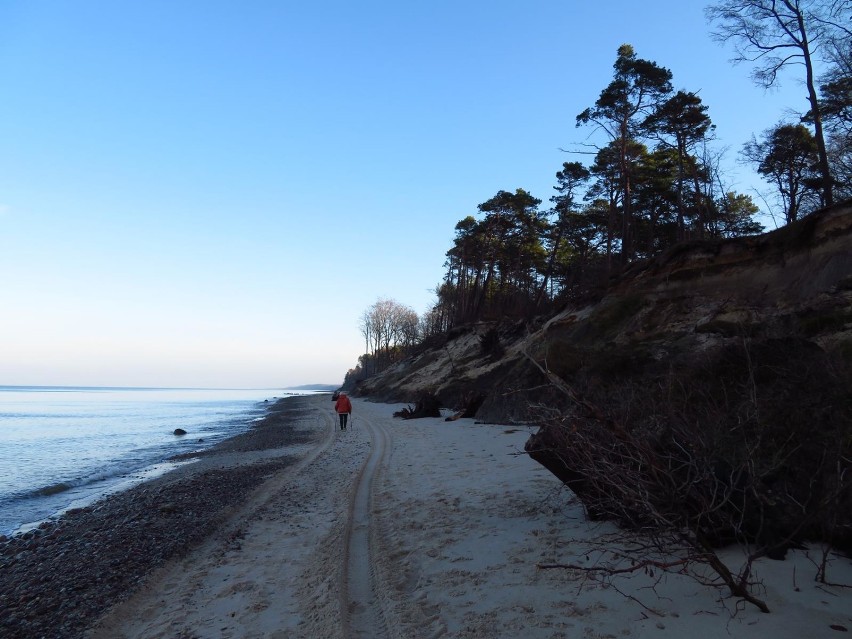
[0,1,814,389]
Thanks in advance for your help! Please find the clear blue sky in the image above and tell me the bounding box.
[0,1,809,388]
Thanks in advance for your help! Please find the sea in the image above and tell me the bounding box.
[0,385,311,537]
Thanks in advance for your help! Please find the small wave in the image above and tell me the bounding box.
[28,464,136,500]
[35,482,73,496]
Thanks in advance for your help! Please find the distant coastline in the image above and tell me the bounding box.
[283,384,338,391]
[0,385,285,392]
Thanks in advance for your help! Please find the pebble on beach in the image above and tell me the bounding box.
[0,395,318,639]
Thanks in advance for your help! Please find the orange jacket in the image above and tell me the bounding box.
[335,394,352,414]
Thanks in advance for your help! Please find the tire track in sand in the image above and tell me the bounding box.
[342,409,392,638]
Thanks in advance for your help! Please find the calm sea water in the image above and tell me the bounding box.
[0,386,301,536]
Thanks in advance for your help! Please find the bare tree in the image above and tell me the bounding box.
[706,0,851,207]
[818,21,852,198]
[358,309,377,376]
[359,298,420,373]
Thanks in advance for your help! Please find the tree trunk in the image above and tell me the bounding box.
[798,10,834,207]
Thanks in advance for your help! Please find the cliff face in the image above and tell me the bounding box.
[356,200,852,422]
[356,201,852,553]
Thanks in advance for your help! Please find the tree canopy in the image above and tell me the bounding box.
[350,24,851,368]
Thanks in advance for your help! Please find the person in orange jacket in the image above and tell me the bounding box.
[335,392,352,430]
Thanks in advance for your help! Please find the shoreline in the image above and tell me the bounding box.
[0,393,328,639]
[91,397,852,638]
[0,387,286,538]
[3,394,851,638]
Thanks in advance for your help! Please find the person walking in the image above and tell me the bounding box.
[335,392,352,430]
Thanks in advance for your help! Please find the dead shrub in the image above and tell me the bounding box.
[524,337,852,612]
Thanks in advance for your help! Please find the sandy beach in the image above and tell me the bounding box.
[3,393,851,638]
